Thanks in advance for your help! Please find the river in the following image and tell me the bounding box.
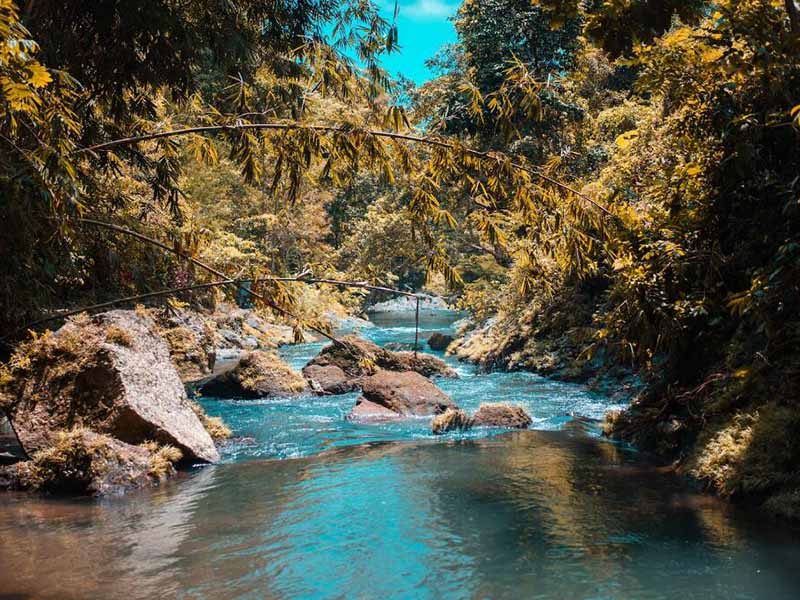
[0,310,798,599]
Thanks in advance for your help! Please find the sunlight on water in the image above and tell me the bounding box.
[0,310,798,600]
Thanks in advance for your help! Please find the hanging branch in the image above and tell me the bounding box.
[786,0,800,34]
[75,122,615,218]
[279,274,422,298]
[74,218,341,344]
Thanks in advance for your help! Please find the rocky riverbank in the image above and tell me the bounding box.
[0,302,348,496]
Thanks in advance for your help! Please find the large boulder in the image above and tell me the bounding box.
[352,370,457,419]
[302,364,358,395]
[200,350,307,398]
[150,308,216,383]
[472,403,533,429]
[305,335,458,388]
[0,310,220,463]
[428,333,455,352]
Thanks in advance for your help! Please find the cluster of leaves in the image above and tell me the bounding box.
[0,0,404,338]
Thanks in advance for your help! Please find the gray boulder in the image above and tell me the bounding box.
[1,310,219,464]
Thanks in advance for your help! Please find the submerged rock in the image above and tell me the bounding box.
[355,370,457,418]
[200,350,307,398]
[302,364,358,395]
[472,403,533,429]
[0,310,220,464]
[427,333,455,352]
[431,409,472,434]
[430,403,533,434]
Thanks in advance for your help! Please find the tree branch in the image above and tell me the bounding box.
[75,122,615,218]
[74,218,340,343]
[0,280,234,346]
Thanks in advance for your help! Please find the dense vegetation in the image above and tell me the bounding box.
[1,0,799,517]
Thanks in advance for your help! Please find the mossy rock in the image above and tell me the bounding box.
[200,351,307,398]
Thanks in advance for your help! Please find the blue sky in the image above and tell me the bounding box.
[377,1,460,84]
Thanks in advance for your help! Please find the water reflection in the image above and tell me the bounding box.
[1,431,799,600]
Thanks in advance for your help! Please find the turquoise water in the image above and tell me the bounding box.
[210,310,626,462]
[1,310,799,599]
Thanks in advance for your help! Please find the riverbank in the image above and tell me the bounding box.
[448,301,800,522]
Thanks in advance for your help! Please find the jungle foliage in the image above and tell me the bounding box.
[2,0,800,516]
[413,0,800,517]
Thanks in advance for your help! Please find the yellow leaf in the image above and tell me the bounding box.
[615,130,639,149]
[686,165,702,176]
[27,63,52,88]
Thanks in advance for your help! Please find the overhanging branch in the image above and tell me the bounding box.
[75,122,615,218]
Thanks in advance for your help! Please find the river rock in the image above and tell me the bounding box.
[356,370,457,417]
[151,308,216,383]
[346,397,402,422]
[431,409,473,434]
[472,403,533,429]
[302,364,358,395]
[200,350,307,398]
[306,336,458,385]
[0,310,219,464]
[0,429,181,496]
[427,333,455,351]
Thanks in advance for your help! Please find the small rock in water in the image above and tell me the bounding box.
[346,398,402,422]
[431,409,473,434]
[201,350,307,398]
[472,403,533,429]
[427,333,455,352]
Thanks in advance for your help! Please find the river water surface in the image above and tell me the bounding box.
[1,310,799,599]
